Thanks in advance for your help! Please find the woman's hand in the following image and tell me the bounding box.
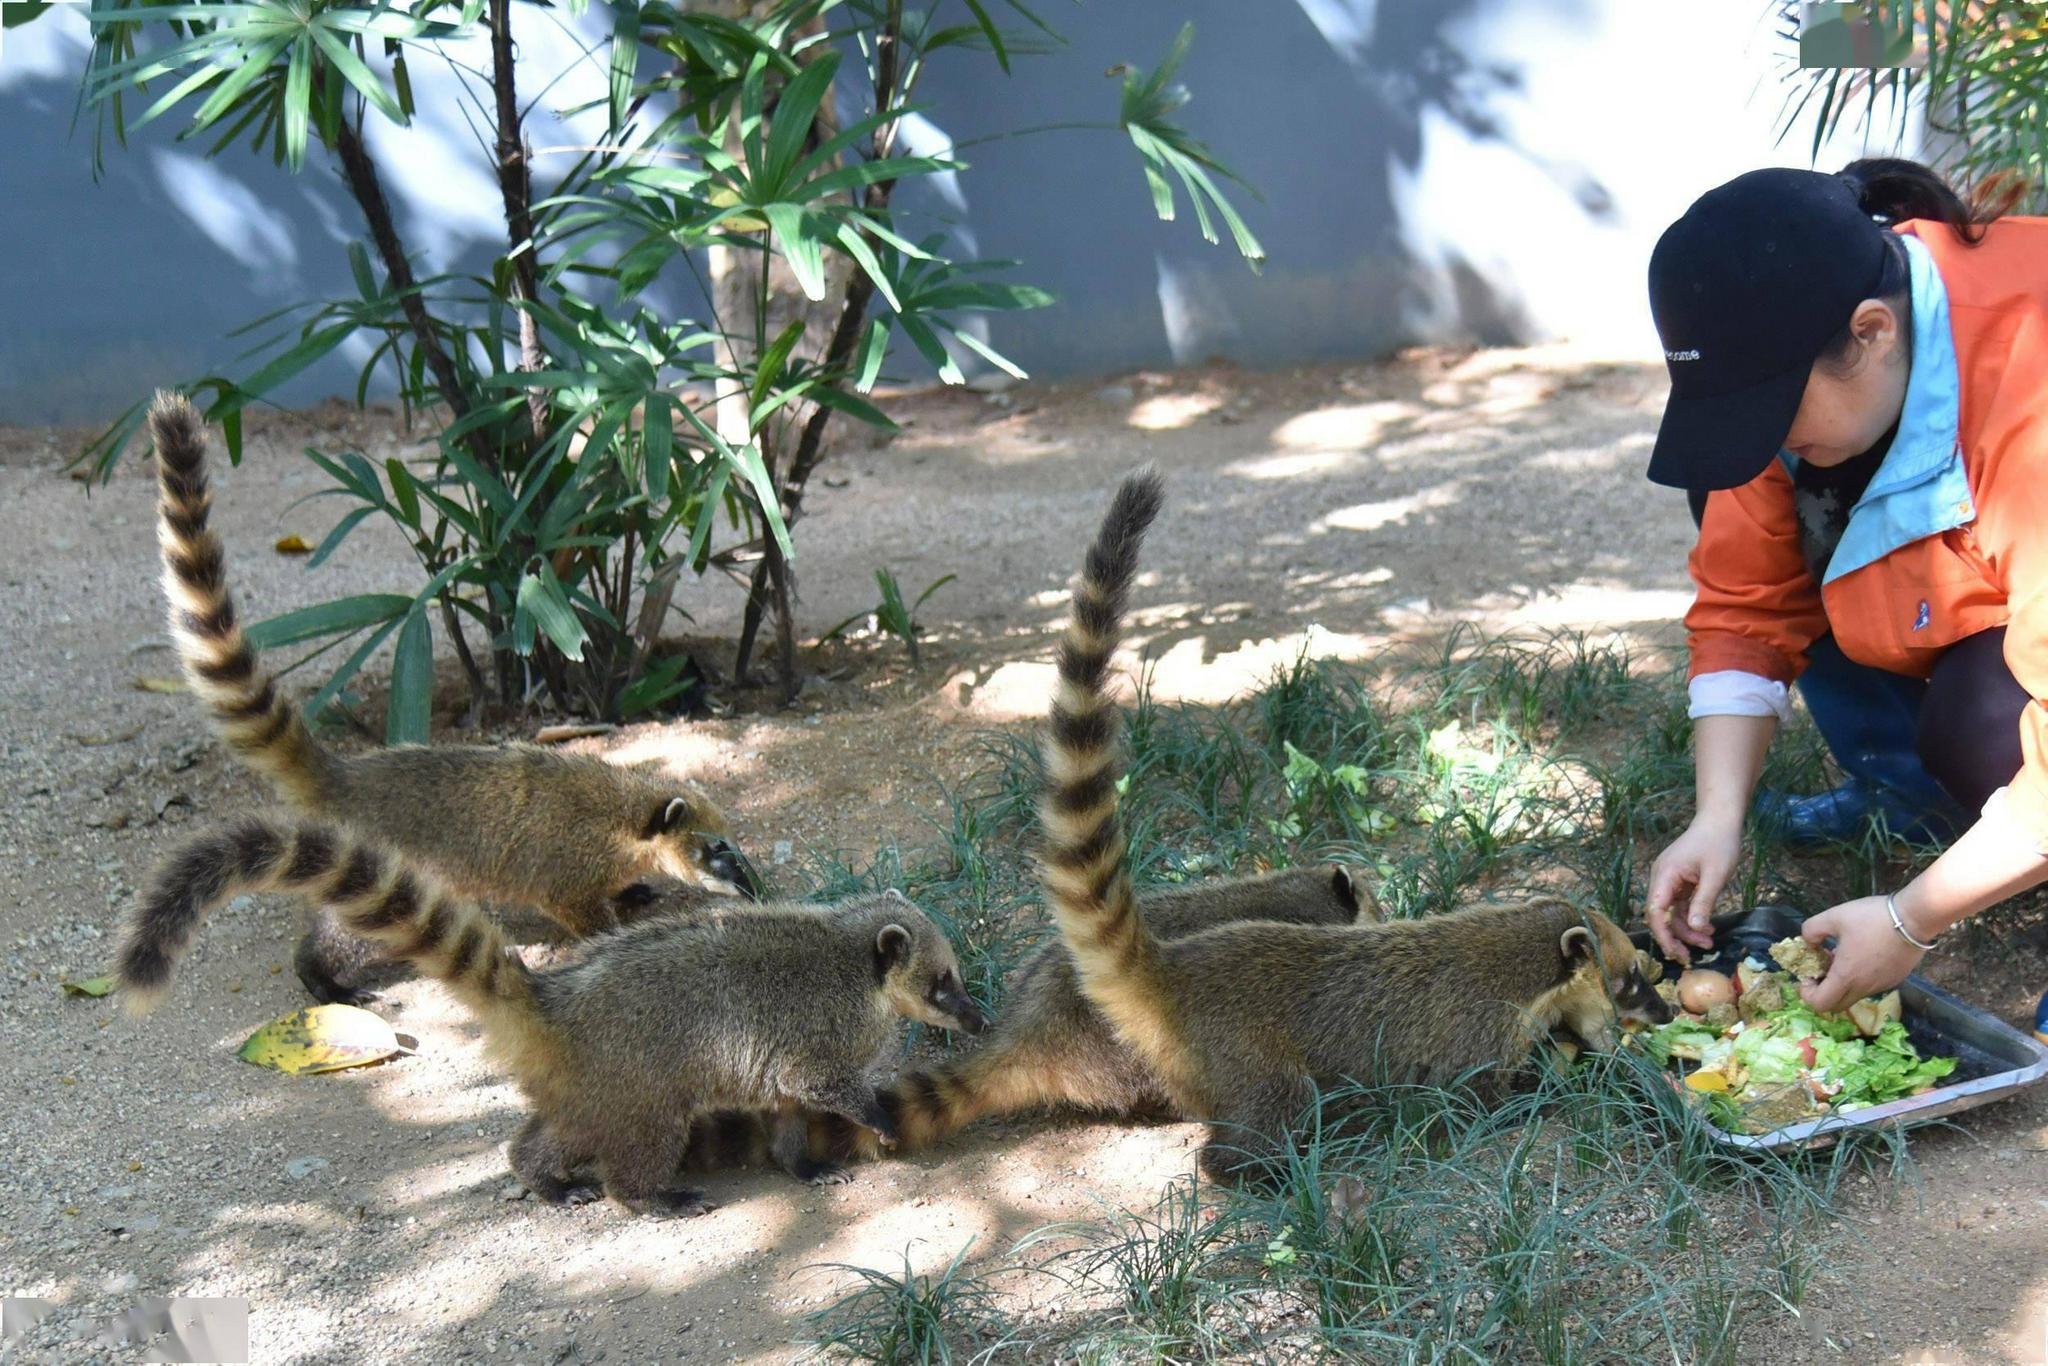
[1797,896,1925,1012]
[1646,814,1744,964]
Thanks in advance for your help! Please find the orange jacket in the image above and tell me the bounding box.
[1687,216,2048,844]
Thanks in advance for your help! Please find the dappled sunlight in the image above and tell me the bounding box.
[1495,583,1694,632]
[1125,393,1224,430]
[1222,448,1376,480]
[1315,479,1466,533]
[377,1147,514,1209]
[606,726,735,775]
[1268,402,1420,452]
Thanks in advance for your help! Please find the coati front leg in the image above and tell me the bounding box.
[1197,1076,1313,1188]
[293,908,407,1007]
[769,1101,854,1187]
[789,1076,899,1151]
[510,1116,602,1207]
[595,1120,714,1218]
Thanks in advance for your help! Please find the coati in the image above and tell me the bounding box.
[1038,472,1671,1181]
[115,818,985,1212]
[147,391,759,1006]
[677,863,1378,1172]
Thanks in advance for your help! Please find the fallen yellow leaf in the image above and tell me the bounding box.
[132,676,184,694]
[60,976,116,998]
[238,1004,411,1076]
[274,534,313,555]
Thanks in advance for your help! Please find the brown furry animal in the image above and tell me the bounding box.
[677,863,1376,1172]
[116,818,982,1213]
[147,392,758,1006]
[1037,472,1671,1181]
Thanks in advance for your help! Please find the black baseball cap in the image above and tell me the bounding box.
[1646,168,1891,490]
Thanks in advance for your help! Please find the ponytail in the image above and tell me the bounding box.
[1837,157,2018,244]
[1813,157,2021,373]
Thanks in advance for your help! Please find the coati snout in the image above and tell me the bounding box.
[1553,919,1672,1052]
[644,795,761,898]
[873,901,987,1036]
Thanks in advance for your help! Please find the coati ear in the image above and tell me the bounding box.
[1559,925,1596,965]
[875,923,913,972]
[883,888,908,904]
[645,796,694,838]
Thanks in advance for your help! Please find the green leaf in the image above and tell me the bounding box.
[749,317,807,412]
[855,316,890,393]
[61,976,117,998]
[385,608,432,745]
[234,320,358,400]
[306,504,376,569]
[283,35,311,170]
[833,222,899,312]
[608,0,641,134]
[961,0,1011,73]
[947,327,1027,381]
[5,1,63,27]
[759,50,840,193]
[643,393,673,504]
[729,442,792,562]
[384,457,421,527]
[247,593,411,649]
[803,381,896,430]
[762,201,827,301]
[913,572,957,611]
[516,564,589,662]
[896,314,963,384]
[308,25,404,125]
[302,610,407,722]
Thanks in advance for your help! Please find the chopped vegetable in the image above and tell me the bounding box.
[1644,973,1956,1134]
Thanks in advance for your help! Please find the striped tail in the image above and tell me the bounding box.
[117,818,537,1029]
[152,392,332,807]
[1036,472,1201,1107]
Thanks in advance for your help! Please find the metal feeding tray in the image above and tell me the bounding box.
[1629,904,2048,1151]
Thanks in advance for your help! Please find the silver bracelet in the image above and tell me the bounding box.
[1886,893,1938,952]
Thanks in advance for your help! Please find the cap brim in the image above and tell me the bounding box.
[1646,365,1810,491]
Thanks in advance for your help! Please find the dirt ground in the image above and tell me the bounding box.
[1,348,2043,1364]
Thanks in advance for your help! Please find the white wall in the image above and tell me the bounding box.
[0,0,1916,424]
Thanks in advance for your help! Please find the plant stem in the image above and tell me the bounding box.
[736,0,906,687]
[489,0,550,446]
[333,117,471,433]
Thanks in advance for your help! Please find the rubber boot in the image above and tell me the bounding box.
[1753,635,1962,847]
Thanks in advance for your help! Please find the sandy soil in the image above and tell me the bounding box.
[0,348,2042,1364]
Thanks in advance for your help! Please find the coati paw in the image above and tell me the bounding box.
[794,1160,855,1187]
[296,974,382,1009]
[531,1180,604,1207]
[633,1188,716,1219]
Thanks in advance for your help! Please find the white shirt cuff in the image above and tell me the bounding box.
[1976,786,2048,858]
[1687,670,1793,723]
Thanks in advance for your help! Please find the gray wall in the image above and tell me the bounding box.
[0,1,1910,425]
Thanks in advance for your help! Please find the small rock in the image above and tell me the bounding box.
[501,1183,531,1202]
[102,1272,139,1295]
[284,1156,330,1181]
[822,474,851,489]
[772,841,793,866]
[1093,384,1134,404]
